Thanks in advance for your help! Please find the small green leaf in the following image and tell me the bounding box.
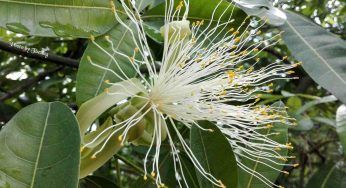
[286,97,302,112]
[297,95,337,114]
[280,11,346,103]
[336,105,346,157]
[0,102,80,188]
[190,121,238,188]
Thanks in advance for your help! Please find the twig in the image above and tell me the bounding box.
[0,40,79,68]
[0,66,63,102]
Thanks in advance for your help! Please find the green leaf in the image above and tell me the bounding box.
[76,21,138,105]
[190,121,238,188]
[143,0,246,42]
[159,151,199,188]
[79,119,122,179]
[0,102,80,188]
[306,163,346,188]
[77,79,146,178]
[77,78,145,136]
[280,11,346,103]
[80,176,120,188]
[336,105,346,157]
[286,96,302,112]
[0,0,118,37]
[238,101,289,188]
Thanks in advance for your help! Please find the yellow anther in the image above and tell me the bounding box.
[220,90,227,96]
[274,147,281,151]
[266,124,273,129]
[256,30,262,35]
[87,55,92,62]
[208,129,214,132]
[176,1,184,10]
[237,65,244,71]
[151,171,156,177]
[110,1,116,13]
[229,28,235,32]
[91,155,97,159]
[129,56,134,63]
[268,83,274,87]
[104,35,110,40]
[256,57,260,62]
[282,56,288,60]
[253,48,259,52]
[90,35,95,41]
[279,186,285,188]
[293,62,303,67]
[118,135,123,141]
[232,31,240,35]
[143,175,147,181]
[80,146,85,152]
[287,146,294,150]
[104,80,110,84]
[287,70,295,74]
[134,47,139,52]
[293,163,300,168]
[283,171,290,175]
[227,70,235,83]
[234,37,241,43]
[218,180,226,188]
[104,88,109,93]
[278,157,288,162]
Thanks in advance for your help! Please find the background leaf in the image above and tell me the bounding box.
[0,0,118,37]
[306,163,346,188]
[190,121,238,188]
[76,21,138,105]
[0,102,80,188]
[280,11,346,103]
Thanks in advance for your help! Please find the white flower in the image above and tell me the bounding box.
[233,0,287,26]
[80,0,299,187]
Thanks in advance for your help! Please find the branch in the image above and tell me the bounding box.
[0,40,79,68]
[0,66,64,102]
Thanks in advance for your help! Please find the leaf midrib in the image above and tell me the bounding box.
[321,164,336,188]
[197,128,215,188]
[0,0,111,10]
[30,103,51,187]
[286,15,346,84]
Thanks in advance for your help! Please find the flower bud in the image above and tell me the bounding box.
[160,20,191,42]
